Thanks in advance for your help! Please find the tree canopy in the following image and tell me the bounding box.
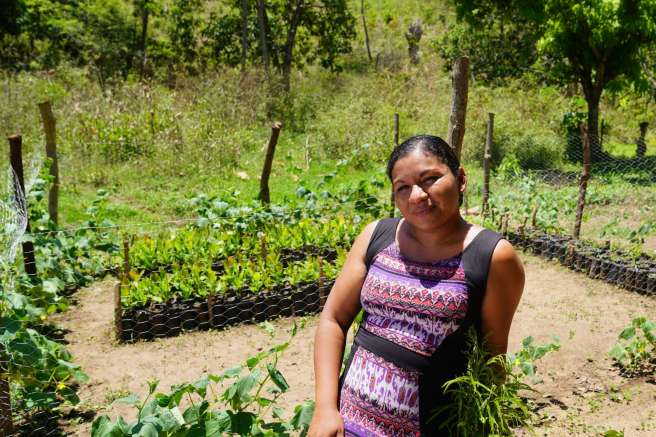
[0,0,356,89]
[448,0,656,159]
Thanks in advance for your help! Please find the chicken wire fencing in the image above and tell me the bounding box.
[475,125,655,299]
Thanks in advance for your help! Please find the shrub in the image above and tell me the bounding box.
[463,122,563,170]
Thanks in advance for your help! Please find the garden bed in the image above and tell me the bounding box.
[507,230,656,295]
[118,280,334,342]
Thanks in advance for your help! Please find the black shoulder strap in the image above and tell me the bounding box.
[364,217,401,269]
[462,229,503,293]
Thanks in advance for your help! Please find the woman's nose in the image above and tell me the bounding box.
[409,184,428,203]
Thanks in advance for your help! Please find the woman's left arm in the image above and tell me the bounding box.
[480,240,525,357]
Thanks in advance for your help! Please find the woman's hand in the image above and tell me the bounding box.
[307,406,345,437]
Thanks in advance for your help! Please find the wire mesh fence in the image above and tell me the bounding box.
[478,124,655,298]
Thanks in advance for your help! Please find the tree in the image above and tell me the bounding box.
[202,0,356,91]
[438,1,542,84]
[539,0,656,160]
[168,0,202,72]
[450,0,656,161]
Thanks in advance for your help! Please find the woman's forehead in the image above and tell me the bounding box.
[392,150,448,177]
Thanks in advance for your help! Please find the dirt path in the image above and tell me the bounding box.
[54,254,656,436]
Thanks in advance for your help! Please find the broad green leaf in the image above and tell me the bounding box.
[193,376,209,398]
[289,401,315,435]
[139,399,159,419]
[619,326,636,340]
[170,406,185,425]
[90,415,125,437]
[205,412,232,435]
[136,422,158,437]
[113,394,140,407]
[228,411,257,435]
[156,408,181,432]
[267,363,290,392]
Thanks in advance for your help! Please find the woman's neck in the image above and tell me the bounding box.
[403,214,470,250]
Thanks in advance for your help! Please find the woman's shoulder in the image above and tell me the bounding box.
[464,224,518,264]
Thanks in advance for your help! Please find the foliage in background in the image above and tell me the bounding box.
[447,0,656,161]
[91,321,314,436]
[436,0,542,85]
[0,0,357,87]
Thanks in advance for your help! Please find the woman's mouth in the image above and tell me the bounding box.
[412,205,433,215]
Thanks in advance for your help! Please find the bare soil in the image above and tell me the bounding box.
[54,254,656,436]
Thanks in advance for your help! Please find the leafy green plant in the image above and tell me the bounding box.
[431,329,561,436]
[507,335,561,379]
[0,315,88,412]
[91,322,314,436]
[609,317,656,376]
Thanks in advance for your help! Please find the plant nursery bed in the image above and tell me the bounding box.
[118,280,335,342]
[507,230,656,295]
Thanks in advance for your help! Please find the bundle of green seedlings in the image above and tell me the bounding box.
[432,329,560,436]
[91,321,314,437]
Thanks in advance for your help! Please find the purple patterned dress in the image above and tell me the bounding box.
[338,241,471,437]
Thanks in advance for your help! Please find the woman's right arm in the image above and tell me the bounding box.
[308,221,378,437]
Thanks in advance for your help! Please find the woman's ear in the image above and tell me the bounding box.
[458,167,467,193]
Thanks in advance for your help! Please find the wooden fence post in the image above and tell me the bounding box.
[637,121,648,158]
[260,234,267,259]
[573,123,591,239]
[318,257,327,308]
[0,342,12,435]
[114,282,123,341]
[482,113,494,215]
[447,57,470,160]
[259,122,283,204]
[393,113,399,147]
[207,294,215,329]
[38,101,59,226]
[531,204,539,228]
[8,135,37,277]
[501,213,509,235]
[390,113,400,217]
[122,238,130,280]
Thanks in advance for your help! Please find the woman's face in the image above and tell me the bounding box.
[391,148,465,230]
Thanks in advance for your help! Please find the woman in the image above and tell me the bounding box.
[308,135,525,437]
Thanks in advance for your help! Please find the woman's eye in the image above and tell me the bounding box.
[396,185,409,193]
[424,176,438,184]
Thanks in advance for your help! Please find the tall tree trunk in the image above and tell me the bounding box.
[580,67,606,161]
[361,0,372,63]
[282,0,304,92]
[257,0,271,81]
[582,83,603,161]
[240,0,249,72]
[139,6,149,80]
